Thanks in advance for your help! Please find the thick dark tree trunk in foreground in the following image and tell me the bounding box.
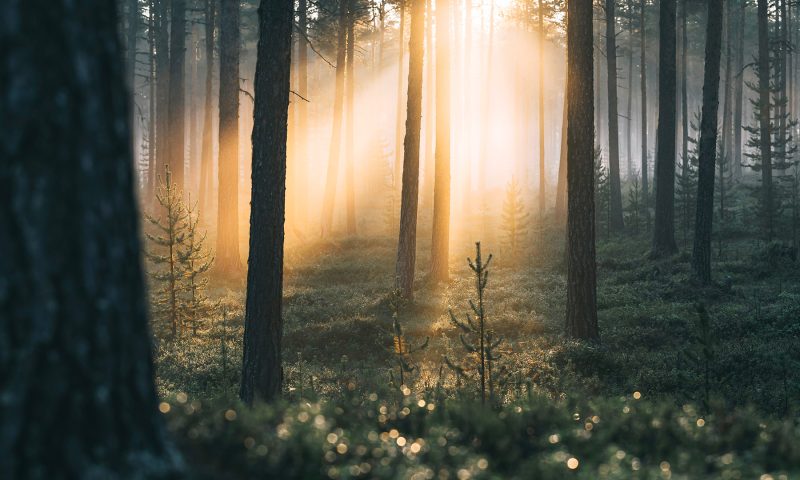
[691,0,724,283]
[240,0,293,404]
[566,0,599,341]
[0,2,179,476]
[395,0,425,299]
[430,0,451,283]
[757,0,773,240]
[217,0,241,272]
[605,0,625,231]
[652,0,678,257]
[169,0,186,190]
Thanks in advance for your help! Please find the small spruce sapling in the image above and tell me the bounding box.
[177,196,216,336]
[445,242,507,405]
[500,177,530,261]
[145,166,188,338]
[387,289,429,391]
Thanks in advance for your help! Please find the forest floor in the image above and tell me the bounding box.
[155,229,800,478]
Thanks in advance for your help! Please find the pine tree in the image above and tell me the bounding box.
[626,175,643,235]
[677,113,700,248]
[145,167,188,338]
[595,148,611,240]
[178,196,216,336]
[500,177,530,260]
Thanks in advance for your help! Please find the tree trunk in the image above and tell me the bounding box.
[691,0,723,284]
[732,0,745,178]
[640,0,650,229]
[423,0,436,208]
[395,0,425,299]
[240,0,293,405]
[566,0,599,341]
[757,0,773,240]
[555,86,568,224]
[321,0,348,237]
[538,0,547,219]
[430,0,451,283]
[296,0,309,227]
[0,1,180,475]
[217,0,241,272]
[627,0,634,180]
[168,0,186,190]
[605,0,625,231]
[155,0,170,205]
[395,0,407,212]
[148,0,157,202]
[199,0,216,220]
[719,1,733,222]
[128,0,139,166]
[652,0,678,257]
[680,0,688,190]
[345,0,357,235]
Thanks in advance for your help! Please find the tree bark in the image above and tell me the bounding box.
[127,0,140,165]
[217,0,241,272]
[345,0,357,236]
[423,0,436,208]
[680,0,688,189]
[147,0,157,202]
[240,0,293,404]
[155,0,171,203]
[732,0,745,178]
[430,0,451,283]
[538,0,547,219]
[565,0,599,341]
[605,0,625,231]
[321,0,348,236]
[199,0,216,220]
[757,0,773,240]
[0,1,181,475]
[652,0,678,257]
[395,0,425,299]
[296,0,309,227]
[395,0,407,212]
[627,0,634,180]
[640,0,649,229]
[555,85,568,225]
[691,0,724,284]
[168,0,186,190]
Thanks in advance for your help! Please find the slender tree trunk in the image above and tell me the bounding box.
[240,0,293,405]
[463,0,473,208]
[627,0,634,180]
[605,0,624,231]
[395,0,425,299]
[757,0,773,240]
[538,0,546,218]
[479,0,495,232]
[0,1,180,474]
[430,0,451,283]
[296,0,309,227]
[148,0,157,202]
[680,0,688,185]
[169,0,186,190]
[128,0,139,167]
[640,0,649,229]
[652,0,678,257]
[720,1,733,222]
[423,0,436,208]
[217,0,241,272]
[691,0,723,283]
[733,0,745,178]
[322,0,349,236]
[155,0,170,204]
[199,0,215,220]
[345,0,357,235]
[395,0,407,211]
[566,0,599,341]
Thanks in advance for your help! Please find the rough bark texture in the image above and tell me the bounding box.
[240,0,293,404]
[565,0,599,341]
[395,0,425,299]
[430,0,451,283]
[217,0,241,272]
[757,0,773,240]
[0,1,180,475]
[605,0,625,231]
[652,0,678,257]
[321,0,348,237]
[169,0,186,190]
[199,0,216,218]
[691,0,723,284]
